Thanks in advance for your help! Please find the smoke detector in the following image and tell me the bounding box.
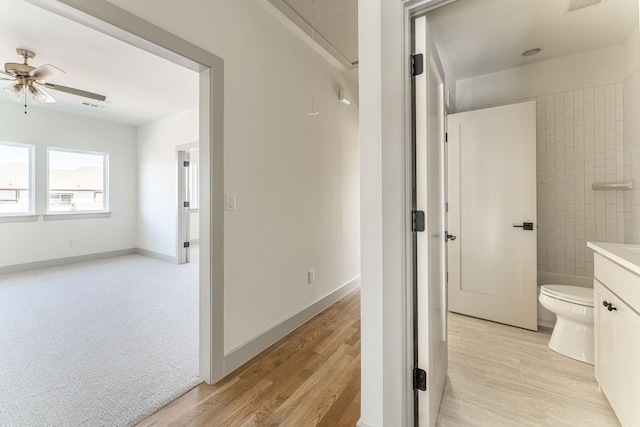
[563,0,607,14]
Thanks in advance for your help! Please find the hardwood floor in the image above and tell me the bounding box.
[138,290,619,427]
[136,288,361,427]
[438,312,620,427]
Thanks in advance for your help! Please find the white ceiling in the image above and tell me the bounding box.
[0,0,198,127]
[4,0,635,127]
[266,0,359,69]
[267,0,637,84]
[427,0,638,80]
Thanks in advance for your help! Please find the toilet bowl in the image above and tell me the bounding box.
[539,284,594,364]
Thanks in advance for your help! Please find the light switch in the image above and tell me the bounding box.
[225,193,236,211]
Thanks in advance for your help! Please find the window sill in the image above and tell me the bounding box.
[44,212,112,221]
[0,214,39,223]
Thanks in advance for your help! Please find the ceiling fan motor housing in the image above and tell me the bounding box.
[4,62,35,76]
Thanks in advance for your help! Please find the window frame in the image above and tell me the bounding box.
[0,141,35,218]
[46,147,109,215]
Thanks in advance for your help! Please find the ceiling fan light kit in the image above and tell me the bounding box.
[1,48,107,110]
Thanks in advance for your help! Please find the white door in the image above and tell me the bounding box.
[447,101,537,330]
[414,15,447,427]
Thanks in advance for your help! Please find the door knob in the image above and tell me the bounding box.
[603,301,617,311]
[445,233,457,242]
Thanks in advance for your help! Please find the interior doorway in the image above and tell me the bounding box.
[28,0,225,384]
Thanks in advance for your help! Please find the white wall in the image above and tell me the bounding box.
[106,0,360,355]
[626,25,640,79]
[456,46,625,111]
[0,100,137,267]
[136,108,198,257]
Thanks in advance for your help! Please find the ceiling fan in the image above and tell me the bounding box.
[0,48,106,104]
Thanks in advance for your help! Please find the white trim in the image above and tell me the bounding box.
[0,214,39,223]
[357,422,374,427]
[224,277,361,374]
[28,0,225,384]
[136,248,179,264]
[43,212,111,220]
[0,248,136,275]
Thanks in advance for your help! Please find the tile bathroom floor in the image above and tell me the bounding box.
[437,312,620,427]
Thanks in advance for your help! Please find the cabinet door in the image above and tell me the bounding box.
[618,300,640,426]
[594,280,616,403]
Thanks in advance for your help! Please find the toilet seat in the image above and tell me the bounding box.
[540,284,593,307]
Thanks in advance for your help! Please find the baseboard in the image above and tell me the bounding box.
[356,421,373,427]
[223,276,361,375]
[538,319,556,329]
[135,248,178,264]
[0,248,136,275]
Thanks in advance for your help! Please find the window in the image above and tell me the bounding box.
[0,142,33,215]
[48,148,108,213]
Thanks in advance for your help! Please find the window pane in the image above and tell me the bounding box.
[0,143,31,215]
[48,149,106,212]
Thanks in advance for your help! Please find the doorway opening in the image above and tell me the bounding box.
[28,0,225,385]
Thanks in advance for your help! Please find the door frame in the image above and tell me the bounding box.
[177,143,199,265]
[27,0,225,384]
[403,1,454,425]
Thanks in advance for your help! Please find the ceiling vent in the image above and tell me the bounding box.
[563,0,607,14]
[81,101,108,109]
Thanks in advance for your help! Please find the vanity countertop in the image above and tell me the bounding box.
[588,242,640,276]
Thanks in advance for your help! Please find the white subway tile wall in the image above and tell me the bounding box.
[624,68,640,245]
[456,78,635,278]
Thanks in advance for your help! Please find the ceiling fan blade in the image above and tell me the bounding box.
[28,64,65,80]
[0,77,16,81]
[42,83,106,102]
[1,70,15,78]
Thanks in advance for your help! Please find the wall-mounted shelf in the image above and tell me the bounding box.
[592,181,634,191]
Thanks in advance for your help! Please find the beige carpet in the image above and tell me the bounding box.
[0,250,201,426]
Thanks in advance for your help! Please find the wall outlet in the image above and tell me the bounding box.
[67,239,75,246]
[308,269,315,284]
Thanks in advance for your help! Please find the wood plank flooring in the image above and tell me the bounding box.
[438,312,620,426]
[136,288,361,427]
[138,290,619,427]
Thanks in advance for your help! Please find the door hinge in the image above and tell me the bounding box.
[413,367,427,391]
[183,161,190,167]
[445,132,448,143]
[412,210,425,232]
[183,201,190,208]
[445,202,448,213]
[411,54,424,77]
[446,272,449,283]
[183,241,190,248]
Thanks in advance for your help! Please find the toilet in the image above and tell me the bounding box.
[538,284,594,364]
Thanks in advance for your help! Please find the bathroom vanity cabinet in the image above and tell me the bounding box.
[588,242,640,427]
